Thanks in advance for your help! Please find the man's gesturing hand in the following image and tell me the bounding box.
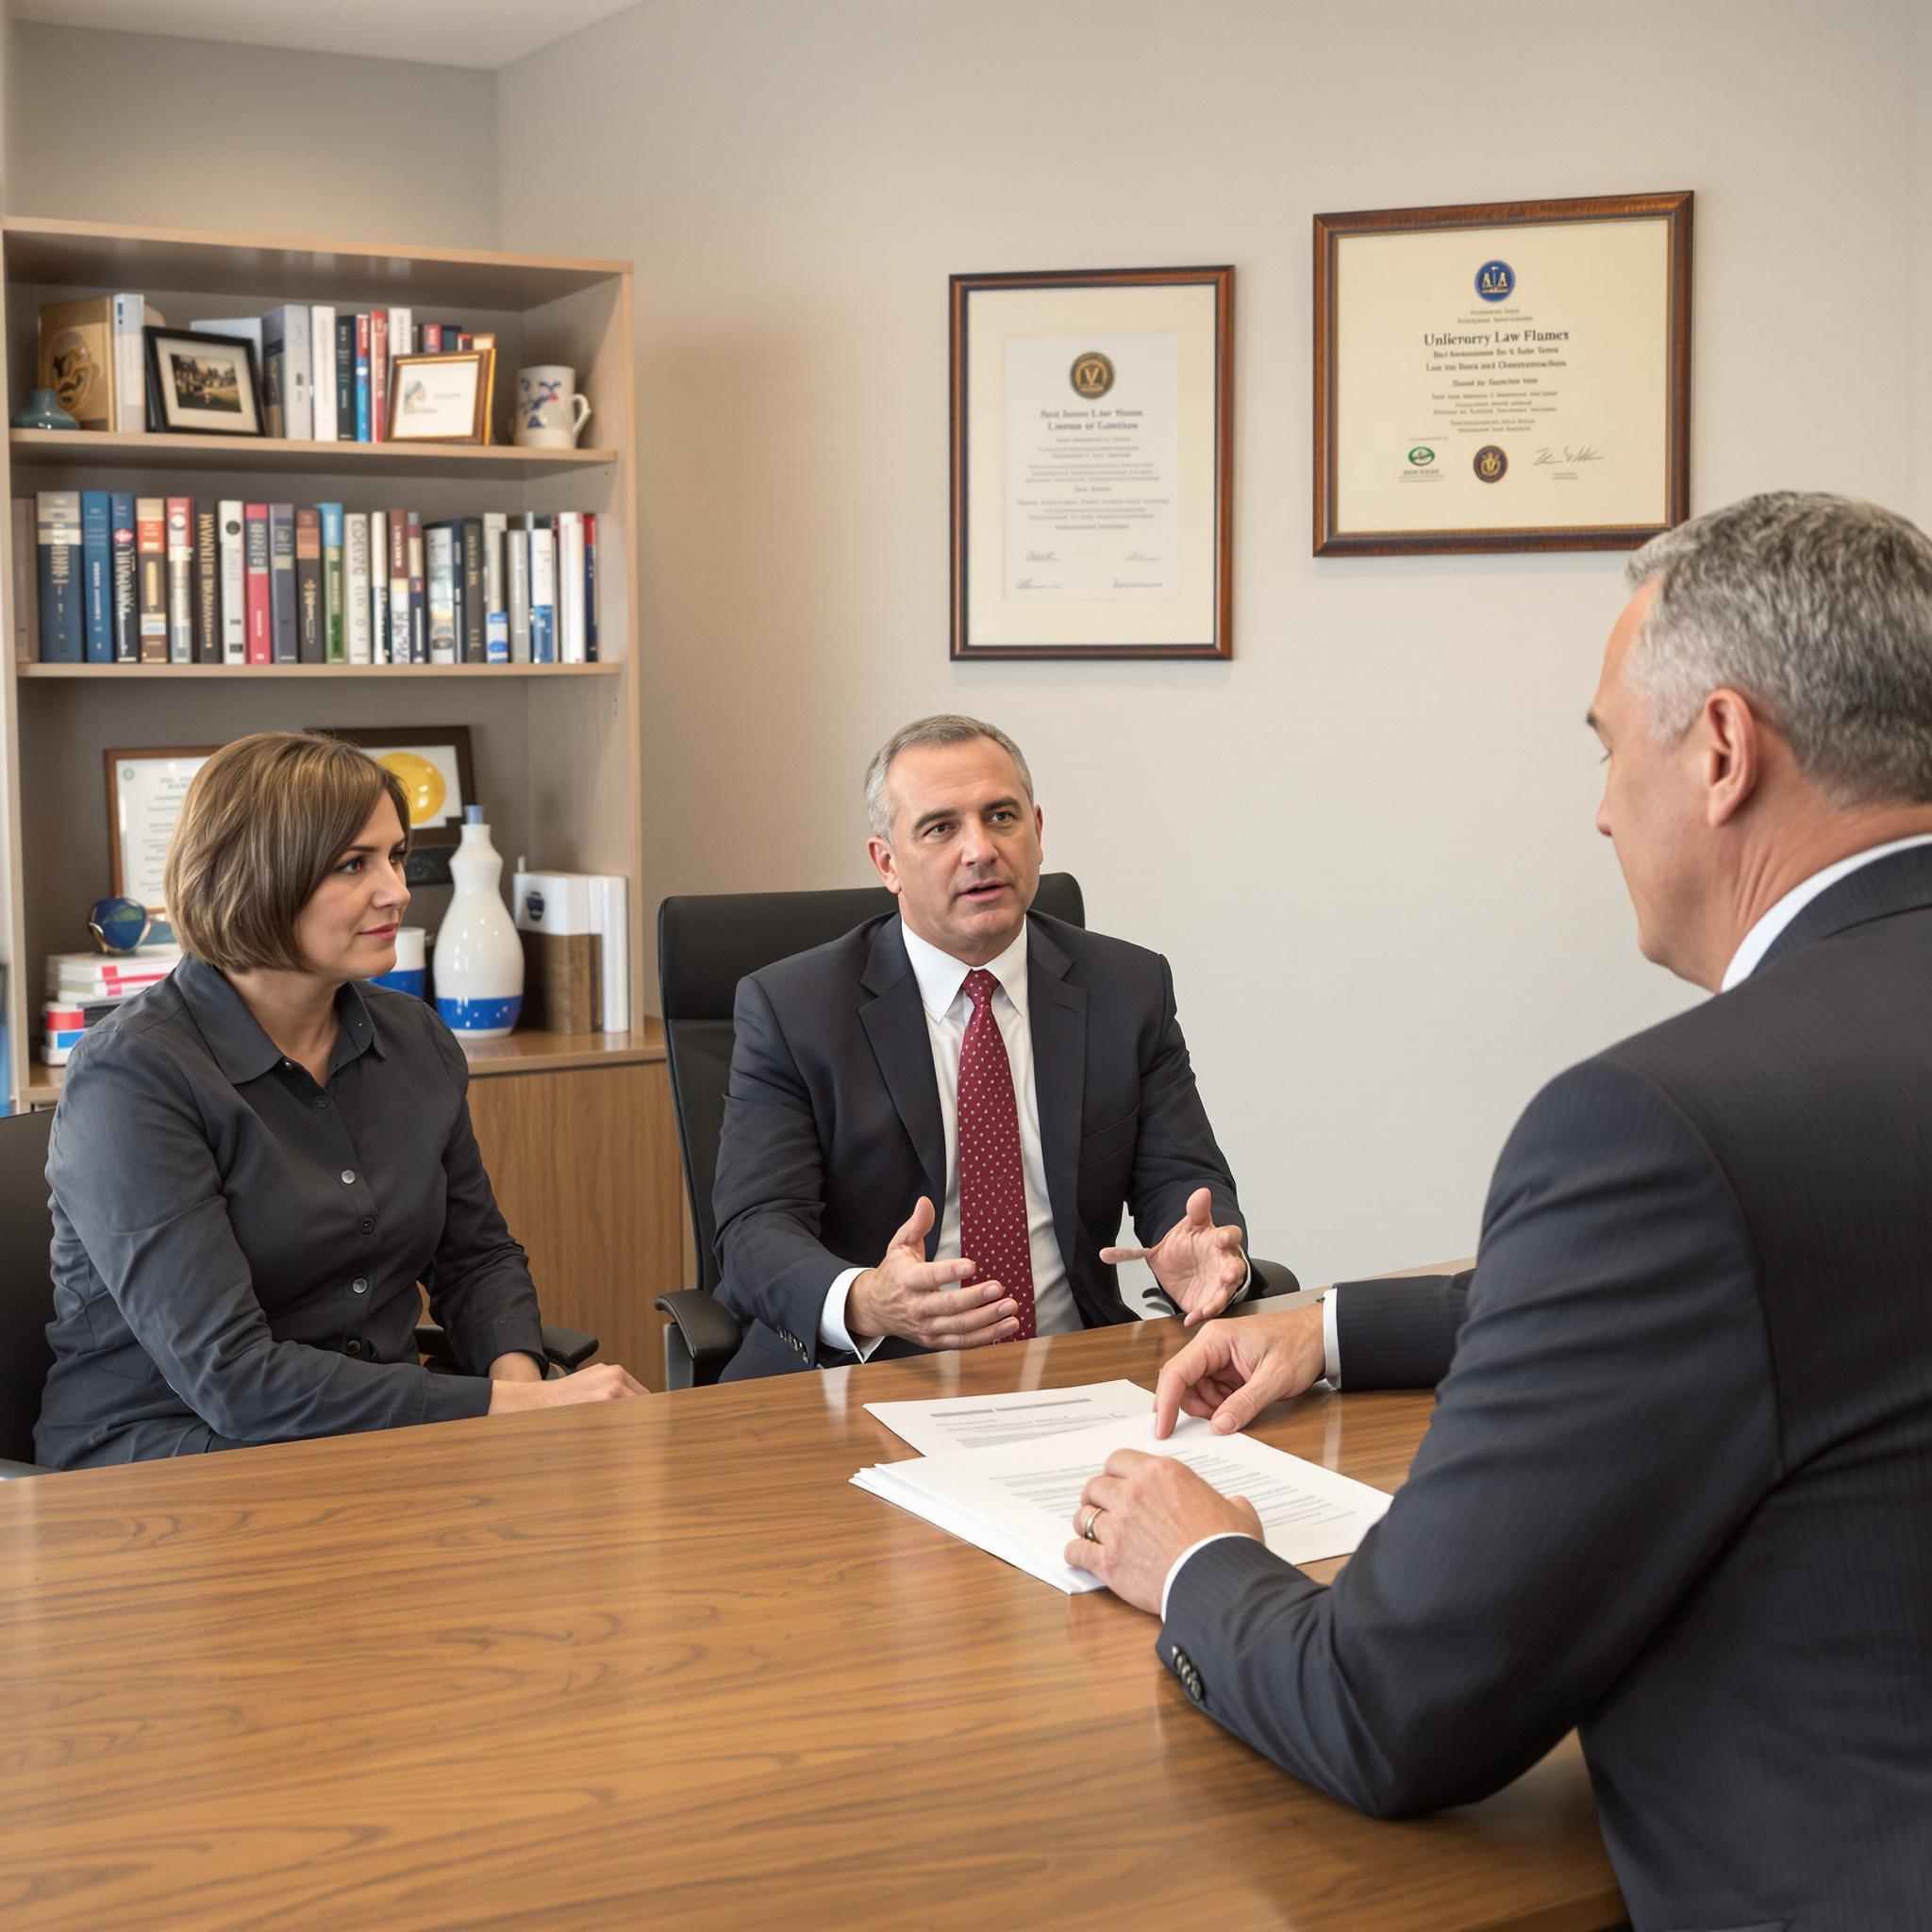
[1102,1186,1247,1324]
[1063,1450,1264,1614]
[846,1195,1023,1350]
[1152,1303,1327,1440]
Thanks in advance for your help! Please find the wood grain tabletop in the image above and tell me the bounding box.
[0,1307,1624,1932]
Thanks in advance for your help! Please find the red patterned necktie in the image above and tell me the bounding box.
[957,967,1036,1341]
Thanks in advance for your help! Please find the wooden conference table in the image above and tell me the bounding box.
[0,1312,1625,1932]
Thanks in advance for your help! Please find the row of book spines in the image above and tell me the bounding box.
[22,495,599,667]
[255,305,481,442]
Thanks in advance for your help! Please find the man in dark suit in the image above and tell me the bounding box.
[712,715,1251,1381]
[1067,492,1932,1930]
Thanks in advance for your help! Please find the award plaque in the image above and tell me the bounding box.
[951,265,1234,659]
[1314,192,1691,555]
[106,748,215,910]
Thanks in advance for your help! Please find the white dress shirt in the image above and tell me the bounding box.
[1166,830,1932,1618]
[819,922,1080,1357]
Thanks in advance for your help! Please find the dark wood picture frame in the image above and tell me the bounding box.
[387,349,493,444]
[1313,192,1692,557]
[950,264,1234,660]
[307,724,476,851]
[142,327,265,437]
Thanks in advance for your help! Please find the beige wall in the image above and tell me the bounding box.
[493,0,1928,1287]
[6,24,498,245]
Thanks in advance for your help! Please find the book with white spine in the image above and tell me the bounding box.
[343,511,372,662]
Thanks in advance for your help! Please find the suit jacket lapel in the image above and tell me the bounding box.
[858,917,946,1249]
[1027,917,1087,1283]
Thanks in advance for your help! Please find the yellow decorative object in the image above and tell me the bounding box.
[379,751,447,827]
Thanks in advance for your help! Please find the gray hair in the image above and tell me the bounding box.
[1624,491,1932,803]
[864,714,1036,840]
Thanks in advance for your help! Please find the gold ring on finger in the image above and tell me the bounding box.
[1080,1505,1106,1543]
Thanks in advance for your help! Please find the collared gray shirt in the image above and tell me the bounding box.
[36,955,545,1468]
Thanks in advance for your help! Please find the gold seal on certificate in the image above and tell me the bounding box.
[1313,192,1691,555]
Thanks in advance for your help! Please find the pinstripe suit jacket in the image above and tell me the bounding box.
[1160,846,1932,1932]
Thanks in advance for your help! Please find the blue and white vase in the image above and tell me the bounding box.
[435,807,524,1039]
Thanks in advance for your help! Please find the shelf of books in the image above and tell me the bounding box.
[0,217,642,1104]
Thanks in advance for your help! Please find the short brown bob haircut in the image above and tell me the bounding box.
[165,732,412,974]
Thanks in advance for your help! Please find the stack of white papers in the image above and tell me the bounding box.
[854,1382,1393,1595]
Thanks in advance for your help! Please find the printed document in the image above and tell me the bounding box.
[864,1380,1153,1457]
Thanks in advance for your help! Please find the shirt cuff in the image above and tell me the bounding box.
[1324,1286,1341,1388]
[1161,1530,1257,1622]
[820,1268,886,1362]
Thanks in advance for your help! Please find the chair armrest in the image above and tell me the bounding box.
[0,1457,48,1479]
[414,1322,602,1374]
[654,1290,741,1385]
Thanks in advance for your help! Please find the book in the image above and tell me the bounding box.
[81,491,112,663]
[294,508,325,662]
[528,518,557,663]
[507,518,531,663]
[134,497,167,663]
[259,306,313,440]
[370,310,390,442]
[10,500,38,662]
[110,494,138,662]
[37,491,84,662]
[387,508,410,663]
[582,511,599,661]
[319,502,346,662]
[269,504,297,661]
[367,512,390,664]
[244,503,271,663]
[593,874,630,1032]
[425,522,459,664]
[335,314,356,441]
[461,517,486,663]
[558,512,586,664]
[483,512,509,663]
[37,298,118,431]
[111,295,151,434]
[343,509,372,663]
[512,870,602,1033]
[354,314,372,441]
[310,305,338,441]
[193,501,221,662]
[388,307,413,369]
[165,497,194,662]
[406,513,426,661]
[217,501,246,663]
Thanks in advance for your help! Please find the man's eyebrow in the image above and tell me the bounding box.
[910,795,1022,832]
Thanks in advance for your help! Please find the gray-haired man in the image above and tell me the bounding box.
[1070,492,1932,1929]
[711,713,1251,1381]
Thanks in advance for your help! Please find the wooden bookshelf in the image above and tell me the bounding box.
[9,427,620,479]
[19,660,622,679]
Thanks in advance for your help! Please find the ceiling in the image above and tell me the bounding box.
[8,0,644,71]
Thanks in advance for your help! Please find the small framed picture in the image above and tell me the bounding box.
[308,725,475,851]
[106,746,218,909]
[143,328,265,437]
[388,350,493,444]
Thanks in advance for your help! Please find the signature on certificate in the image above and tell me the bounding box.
[1534,445,1605,466]
[1024,549,1060,562]
[1013,576,1060,591]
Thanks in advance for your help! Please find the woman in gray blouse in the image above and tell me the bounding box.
[36,731,645,1467]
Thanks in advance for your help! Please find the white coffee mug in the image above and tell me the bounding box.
[514,365,592,448]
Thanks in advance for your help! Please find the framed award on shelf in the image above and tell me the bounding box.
[106,747,216,910]
[950,264,1234,659]
[1313,192,1691,556]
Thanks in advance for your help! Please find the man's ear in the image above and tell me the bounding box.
[1701,688,1763,829]
[866,835,901,893]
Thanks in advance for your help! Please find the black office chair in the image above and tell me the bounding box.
[654,877,1297,1390]
[0,1103,595,1479]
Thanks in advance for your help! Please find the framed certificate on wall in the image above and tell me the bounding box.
[1313,192,1691,556]
[951,265,1234,659]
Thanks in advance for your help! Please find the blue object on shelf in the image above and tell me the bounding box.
[11,388,80,430]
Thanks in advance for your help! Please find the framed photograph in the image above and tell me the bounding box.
[388,350,493,444]
[1313,191,1692,556]
[951,265,1234,660]
[309,726,475,853]
[143,328,265,437]
[106,748,216,910]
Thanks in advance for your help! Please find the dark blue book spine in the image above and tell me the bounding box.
[269,503,298,662]
[354,315,372,442]
[582,521,598,662]
[81,491,113,662]
[37,492,84,662]
[109,493,138,662]
[336,316,356,441]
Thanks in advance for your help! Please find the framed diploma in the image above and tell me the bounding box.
[106,748,216,911]
[951,265,1233,659]
[1314,192,1691,556]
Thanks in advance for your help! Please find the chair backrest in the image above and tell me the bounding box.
[657,875,1085,1296]
[0,1108,58,1467]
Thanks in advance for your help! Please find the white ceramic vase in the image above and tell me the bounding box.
[435,808,525,1039]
